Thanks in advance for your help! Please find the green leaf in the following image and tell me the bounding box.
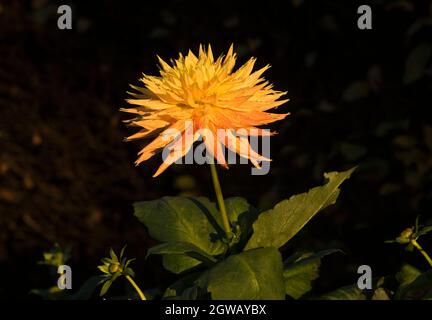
[99,273,121,297]
[98,265,108,273]
[196,247,285,300]
[161,255,202,275]
[100,279,113,297]
[395,264,432,300]
[372,288,390,300]
[69,276,101,300]
[245,167,356,250]
[283,249,342,299]
[418,225,432,237]
[320,285,367,300]
[120,245,127,259]
[224,197,252,224]
[109,248,118,262]
[134,196,227,273]
[124,259,135,268]
[395,264,421,288]
[224,197,258,247]
[124,268,135,277]
[147,242,218,265]
[163,272,205,300]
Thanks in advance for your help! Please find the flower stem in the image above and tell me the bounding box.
[411,239,432,267]
[209,162,232,238]
[125,275,146,300]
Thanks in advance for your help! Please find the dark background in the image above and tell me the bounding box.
[1,0,432,299]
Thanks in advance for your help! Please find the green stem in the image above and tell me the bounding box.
[126,275,146,300]
[209,162,232,238]
[411,239,432,268]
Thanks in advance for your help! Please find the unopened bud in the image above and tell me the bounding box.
[108,263,120,274]
[400,228,413,239]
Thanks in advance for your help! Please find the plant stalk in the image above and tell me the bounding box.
[411,239,432,268]
[209,162,232,238]
[126,275,146,300]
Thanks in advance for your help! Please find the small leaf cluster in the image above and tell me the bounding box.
[37,243,71,268]
[386,216,432,251]
[98,247,135,296]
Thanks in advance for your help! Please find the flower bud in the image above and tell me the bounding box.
[400,228,413,239]
[109,263,121,274]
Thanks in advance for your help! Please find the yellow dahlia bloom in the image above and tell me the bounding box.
[121,45,289,177]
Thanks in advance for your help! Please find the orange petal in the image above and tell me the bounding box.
[135,120,186,165]
[153,122,197,177]
[200,127,228,168]
[220,129,271,164]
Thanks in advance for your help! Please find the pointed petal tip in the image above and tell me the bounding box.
[152,163,169,177]
[220,163,229,170]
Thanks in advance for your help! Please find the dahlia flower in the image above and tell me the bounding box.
[121,45,289,177]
